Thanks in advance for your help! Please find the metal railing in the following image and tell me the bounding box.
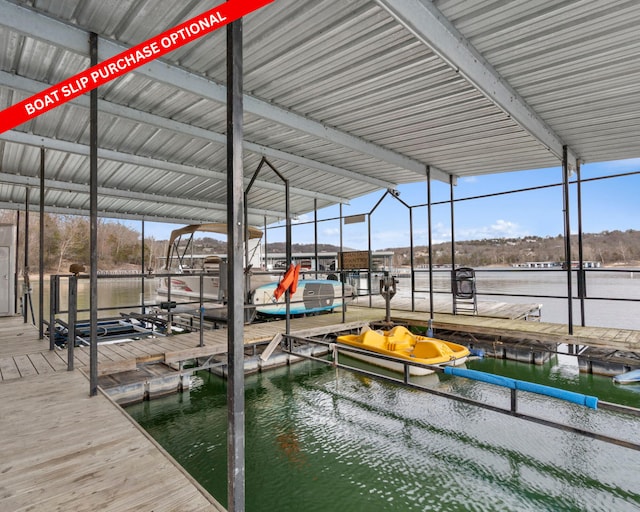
[281,333,640,452]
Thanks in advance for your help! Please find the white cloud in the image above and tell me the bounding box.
[457,219,526,240]
[292,214,311,224]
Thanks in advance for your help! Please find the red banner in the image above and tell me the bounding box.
[0,0,274,134]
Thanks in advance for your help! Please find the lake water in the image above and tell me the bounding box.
[32,272,639,510]
[127,357,640,512]
[410,268,640,330]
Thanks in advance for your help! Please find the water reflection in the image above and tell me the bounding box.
[127,360,640,512]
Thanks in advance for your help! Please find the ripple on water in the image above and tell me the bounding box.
[126,361,640,512]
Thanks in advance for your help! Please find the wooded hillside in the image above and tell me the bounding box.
[4,209,639,272]
[264,231,640,267]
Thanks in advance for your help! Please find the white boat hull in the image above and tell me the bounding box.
[341,350,468,376]
[252,279,353,316]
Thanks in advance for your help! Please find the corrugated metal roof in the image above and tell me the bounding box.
[1,0,640,226]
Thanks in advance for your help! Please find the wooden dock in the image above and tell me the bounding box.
[0,317,225,511]
[353,293,543,320]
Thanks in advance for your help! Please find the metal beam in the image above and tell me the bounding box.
[0,172,285,219]
[0,130,348,206]
[0,0,451,183]
[0,200,241,226]
[0,71,397,191]
[376,0,578,167]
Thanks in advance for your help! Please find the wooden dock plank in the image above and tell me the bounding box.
[27,352,56,375]
[41,348,69,372]
[106,341,148,359]
[0,356,21,381]
[13,354,38,378]
[0,371,223,511]
[71,347,90,367]
[97,344,128,362]
[165,345,228,364]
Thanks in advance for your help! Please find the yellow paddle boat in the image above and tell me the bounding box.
[336,325,470,376]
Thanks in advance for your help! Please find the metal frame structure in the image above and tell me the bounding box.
[4,3,640,510]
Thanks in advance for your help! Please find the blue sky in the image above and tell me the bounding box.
[137,157,640,251]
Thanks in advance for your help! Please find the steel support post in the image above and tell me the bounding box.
[263,215,268,270]
[427,167,434,325]
[14,211,19,315]
[23,187,29,323]
[340,204,346,323]
[226,19,246,512]
[409,206,415,311]
[562,145,574,335]
[89,32,99,396]
[449,175,456,314]
[314,198,318,279]
[39,148,45,339]
[367,214,373,308]
[141,219,145,315]
[67,275,76,371]
[49,275,56,350]
[576,160,586,327]
[285,178,291,334]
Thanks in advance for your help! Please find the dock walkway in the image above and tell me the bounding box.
[0,366,224,511]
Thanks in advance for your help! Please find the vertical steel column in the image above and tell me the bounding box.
[449,175,456,314]
[285,179,291,334]
[562,146,573,335]
[49,275,56,351]
[141,219,145,315]
[89,32,99,396]
[340,204,346,323]
[263,215,268,270]
[39,148,45,339]
[576,160,586,327]
[23,187,29,323]
[314,199,318,278]
[409,206,415,311]
[14,211,19,315]
[367,213,372,308]
[67,275,76,371]
[427,167,434,324]
[226,19,246,512]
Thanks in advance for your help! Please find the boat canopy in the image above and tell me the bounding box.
[165,223,263,269]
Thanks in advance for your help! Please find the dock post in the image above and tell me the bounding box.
[67,276,76,371]
[88,31,99,397]
[227,17,246,512]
